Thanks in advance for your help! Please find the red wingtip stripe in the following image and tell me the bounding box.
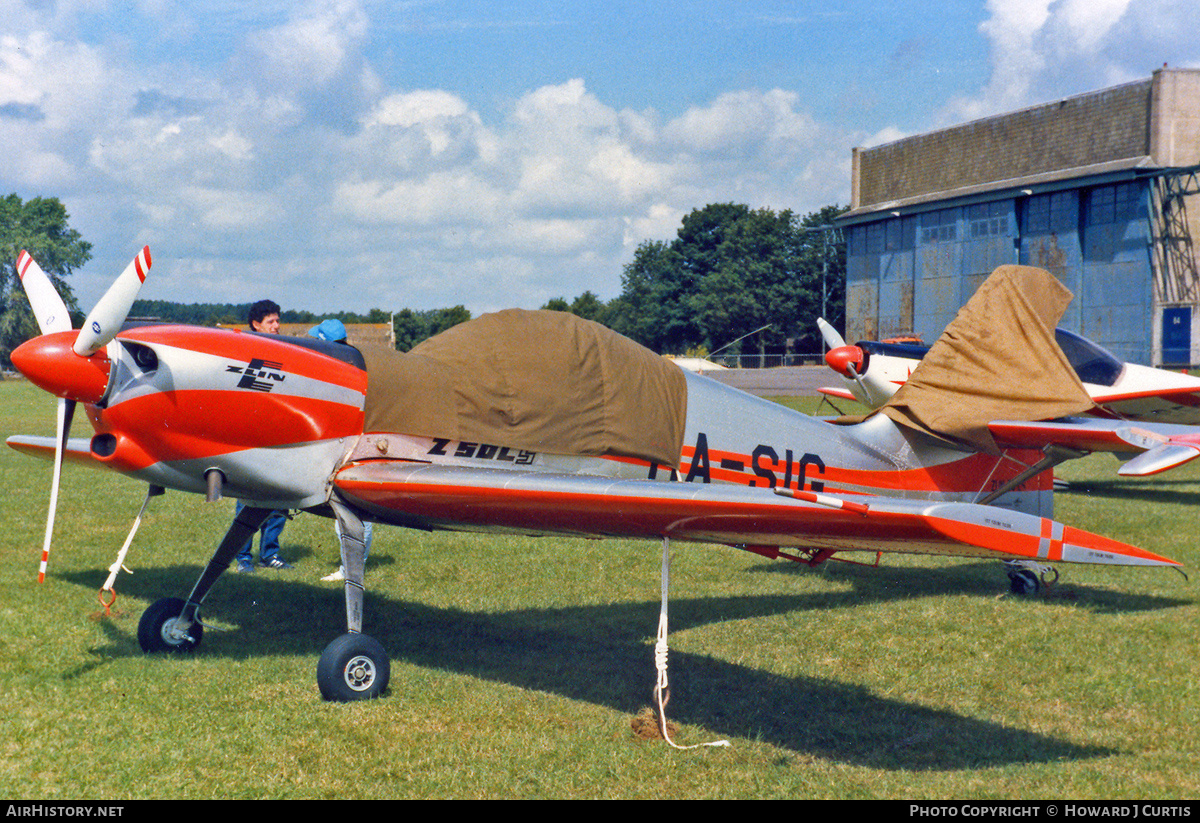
[17,251,31,279]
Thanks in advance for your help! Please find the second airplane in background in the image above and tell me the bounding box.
[819,319,1200,426]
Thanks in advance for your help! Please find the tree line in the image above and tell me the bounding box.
[3,194,845,367]
[557,202,846,359]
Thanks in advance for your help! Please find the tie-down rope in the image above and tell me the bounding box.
[654,536,729,750]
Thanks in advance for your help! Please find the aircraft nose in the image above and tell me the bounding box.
[824,345,865,378]
[11,330,111,404]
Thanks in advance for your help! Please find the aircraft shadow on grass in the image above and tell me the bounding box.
[1058,478,1200,508]
[746,557,1194,615]
[55,555,1191,771]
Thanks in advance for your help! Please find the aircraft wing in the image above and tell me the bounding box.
[6,435,106,470]
[986,417,1200,476]
[332,461,1179,567]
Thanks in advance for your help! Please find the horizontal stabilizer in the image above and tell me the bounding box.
[1118,442,1200,476]
[989,417,1200,457]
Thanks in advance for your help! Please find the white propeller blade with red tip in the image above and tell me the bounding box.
[73,245,151,356]
[15,246,151,580]
[16,250,79,580]
[37,397,75,582]
[16,250,72,335]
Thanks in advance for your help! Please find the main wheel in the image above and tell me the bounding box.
[138,597,203,653]
[317,633,390,702]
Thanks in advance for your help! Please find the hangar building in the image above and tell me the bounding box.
[836,68,1200,366]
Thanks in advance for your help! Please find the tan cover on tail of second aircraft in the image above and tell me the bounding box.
[879,265,1095,454]
[360,309,688,468]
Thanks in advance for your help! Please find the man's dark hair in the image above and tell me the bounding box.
[249,299,281,327]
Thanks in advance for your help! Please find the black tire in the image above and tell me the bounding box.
[138,597,203,653]
[1008,569,1041,596]
[317,633,390,702]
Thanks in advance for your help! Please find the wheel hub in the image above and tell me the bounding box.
[160,617,193,646]
[344,655,377,691]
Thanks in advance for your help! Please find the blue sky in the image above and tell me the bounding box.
[3,0,1197,317]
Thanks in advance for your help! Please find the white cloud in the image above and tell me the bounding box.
[236,0,370,93]
[334,172,506,227]
[366,90,474,129]
[945,0,1200,124]
[209,129,255,162]
[1,8,853,316]
[1052,0,1133,53]
[948,0,1054,121]
[664,89,819,161]
[861,125,909,149]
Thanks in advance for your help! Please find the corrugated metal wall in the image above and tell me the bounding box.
[846,183,1155,363]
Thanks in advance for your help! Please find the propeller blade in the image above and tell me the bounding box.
[38,397,76,583]
[817,317,846,350]
[843,361,875,405]
[16,250,72,335]
[73,246,152,356]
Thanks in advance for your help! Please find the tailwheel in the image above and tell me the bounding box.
[1007,568,1040,596]
[1004,560,1057,596]
[317,633,390,702]
[138,597,203,653]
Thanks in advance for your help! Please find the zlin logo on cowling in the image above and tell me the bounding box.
[226,358,286,392]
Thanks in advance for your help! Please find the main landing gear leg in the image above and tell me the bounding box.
[317,497,390,701]
[137,505,274,654]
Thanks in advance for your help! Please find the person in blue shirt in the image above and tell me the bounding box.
[308,318,374,582]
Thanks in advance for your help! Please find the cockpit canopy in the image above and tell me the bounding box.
[1052,328,1124,387]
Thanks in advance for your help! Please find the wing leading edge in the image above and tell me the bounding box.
[7,435,104,470]
[332,461,1179,568]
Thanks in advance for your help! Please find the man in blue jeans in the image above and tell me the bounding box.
[233,299,293,572]
[235,505,291,571]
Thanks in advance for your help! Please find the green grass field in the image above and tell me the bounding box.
[1,378,1197,799]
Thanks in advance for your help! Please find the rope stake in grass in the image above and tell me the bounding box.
[653,536,729,750]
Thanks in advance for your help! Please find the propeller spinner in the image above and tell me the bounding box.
[12,247,152,581]
[824,344,868,379]
[817,317,872,397]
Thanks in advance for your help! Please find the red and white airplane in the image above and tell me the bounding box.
[819,318,1200,427]
[6,251,1193,703]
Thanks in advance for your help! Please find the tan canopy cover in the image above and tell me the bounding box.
[360,309,688,467]
[879,265,1095,454]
